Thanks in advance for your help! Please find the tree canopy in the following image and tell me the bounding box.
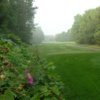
[32,26,44,44]
[69,7,100,44]
[0,0,36,44]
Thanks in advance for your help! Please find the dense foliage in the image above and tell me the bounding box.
[69,7,100,44]
[56,7,100,44]
[0,0,36,44]
[55,31,71,42]
[32,27,44,44]
[0,38,65,100]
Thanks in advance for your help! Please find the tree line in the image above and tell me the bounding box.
[55,31,71,42]
[56,7,100,45]
[0,0,44,44]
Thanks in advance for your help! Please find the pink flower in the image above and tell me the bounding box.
[27,73,33,85]
[25,69,33,85]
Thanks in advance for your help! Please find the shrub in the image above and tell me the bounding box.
[0,39,65,100]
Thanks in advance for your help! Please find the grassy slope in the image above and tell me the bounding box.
[39,42,100,100]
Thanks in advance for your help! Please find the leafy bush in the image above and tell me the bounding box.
[0,39,65,100]
[0,33,22,44]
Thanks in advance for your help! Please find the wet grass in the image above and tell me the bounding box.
[39,42,100,100]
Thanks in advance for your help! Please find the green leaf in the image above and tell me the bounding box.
[40,86,51,96]
[4,90,14,100]
[51,86,60,96]
[44,97,57,100]
[0,95,5,100]
[31,94,40,100]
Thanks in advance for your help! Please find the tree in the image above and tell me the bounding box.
[55,32,67,42]
[55,30,72,42]
[0,0,36,44]
[0,0,9,33]
[94,31,100,44]
[32,27,44,44]
[8,0,36,43]
[69,7,100,44]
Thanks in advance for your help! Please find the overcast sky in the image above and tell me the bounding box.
[34,0,100,36]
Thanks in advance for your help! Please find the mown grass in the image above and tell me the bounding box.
[39,42,100,55]
[39,42,100,100]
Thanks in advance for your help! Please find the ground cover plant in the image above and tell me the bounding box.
[0,38,65,100]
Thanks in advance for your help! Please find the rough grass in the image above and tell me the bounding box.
[39,42,100,100]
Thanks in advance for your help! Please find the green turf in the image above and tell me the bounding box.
[39,42,100,100]
[39,42,100,55]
